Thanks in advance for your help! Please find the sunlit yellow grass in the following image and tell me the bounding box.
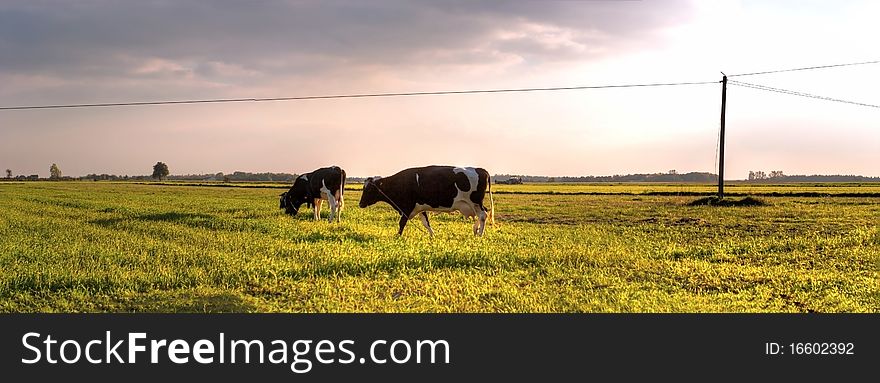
[0,182,877,313]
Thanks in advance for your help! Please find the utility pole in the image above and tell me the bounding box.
[718,74,727,199]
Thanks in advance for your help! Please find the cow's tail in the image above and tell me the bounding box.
[487,176,496,225]
[338,167,346,219]
[340,168,346,201]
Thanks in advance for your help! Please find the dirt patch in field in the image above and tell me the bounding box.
[637,217,710,226]
[688,196,768,207]
[669,217,710,226]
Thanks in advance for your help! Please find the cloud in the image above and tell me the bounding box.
[0,0,694,100]
[128,57,195,79]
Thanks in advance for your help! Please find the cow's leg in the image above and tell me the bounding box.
[335,191,343,222]
[326,195,338,223]
[467,205,482,236]
[313,198,323,220]
[476,209,488,236]
[472,215,480,235]
[397,215,409,235]
[466,204,486,236]
[419,212,434,237]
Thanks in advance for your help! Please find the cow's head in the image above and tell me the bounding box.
[279,192,288,209]
[358,176,383,208]
[280,177,311,215]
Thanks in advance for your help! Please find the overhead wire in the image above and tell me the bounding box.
[729,80,879,109]
[3,59,878,111]
[726,60,880,78]
[0,80,719,111]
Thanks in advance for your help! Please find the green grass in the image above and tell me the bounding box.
[0,182,877,313]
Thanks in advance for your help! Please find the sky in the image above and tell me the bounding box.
[1,0,878,179]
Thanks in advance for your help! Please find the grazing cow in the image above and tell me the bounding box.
[359,165,495,236]
[279,166,346,222]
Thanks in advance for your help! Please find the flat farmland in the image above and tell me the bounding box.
[0,182,877,312]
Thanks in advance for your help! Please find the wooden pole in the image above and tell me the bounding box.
[718,75,727,199]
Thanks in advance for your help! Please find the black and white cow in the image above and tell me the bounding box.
[359,165,495,236]
[279,166,346,222]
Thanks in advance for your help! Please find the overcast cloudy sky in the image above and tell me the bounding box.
[1,0,878,178]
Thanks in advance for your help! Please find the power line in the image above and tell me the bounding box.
[0,80,719,111]
[726,60,880,78]
[729,80,880,109]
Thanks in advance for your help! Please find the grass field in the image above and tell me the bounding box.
[0,182,877,313]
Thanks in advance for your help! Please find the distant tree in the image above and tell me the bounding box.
[152,162,170,180]
[751,170,767,180]
[769,170,785,179]
[5,169,11,178]
[748,171,756,181]
[49,163,62,179]
[668,169,677,175]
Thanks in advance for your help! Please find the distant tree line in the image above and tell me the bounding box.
[493,170,880,183]
[3,164,878,183]
[5,174,42,181]
[80,174,150,181]
[746,170,880,183]
[1,161,301,182]
[493,171,718,183]
[75,171,299,182]
[165,171,298,182]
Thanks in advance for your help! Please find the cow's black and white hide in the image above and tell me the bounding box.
[359,165,495,236]
[280,166,346,222]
